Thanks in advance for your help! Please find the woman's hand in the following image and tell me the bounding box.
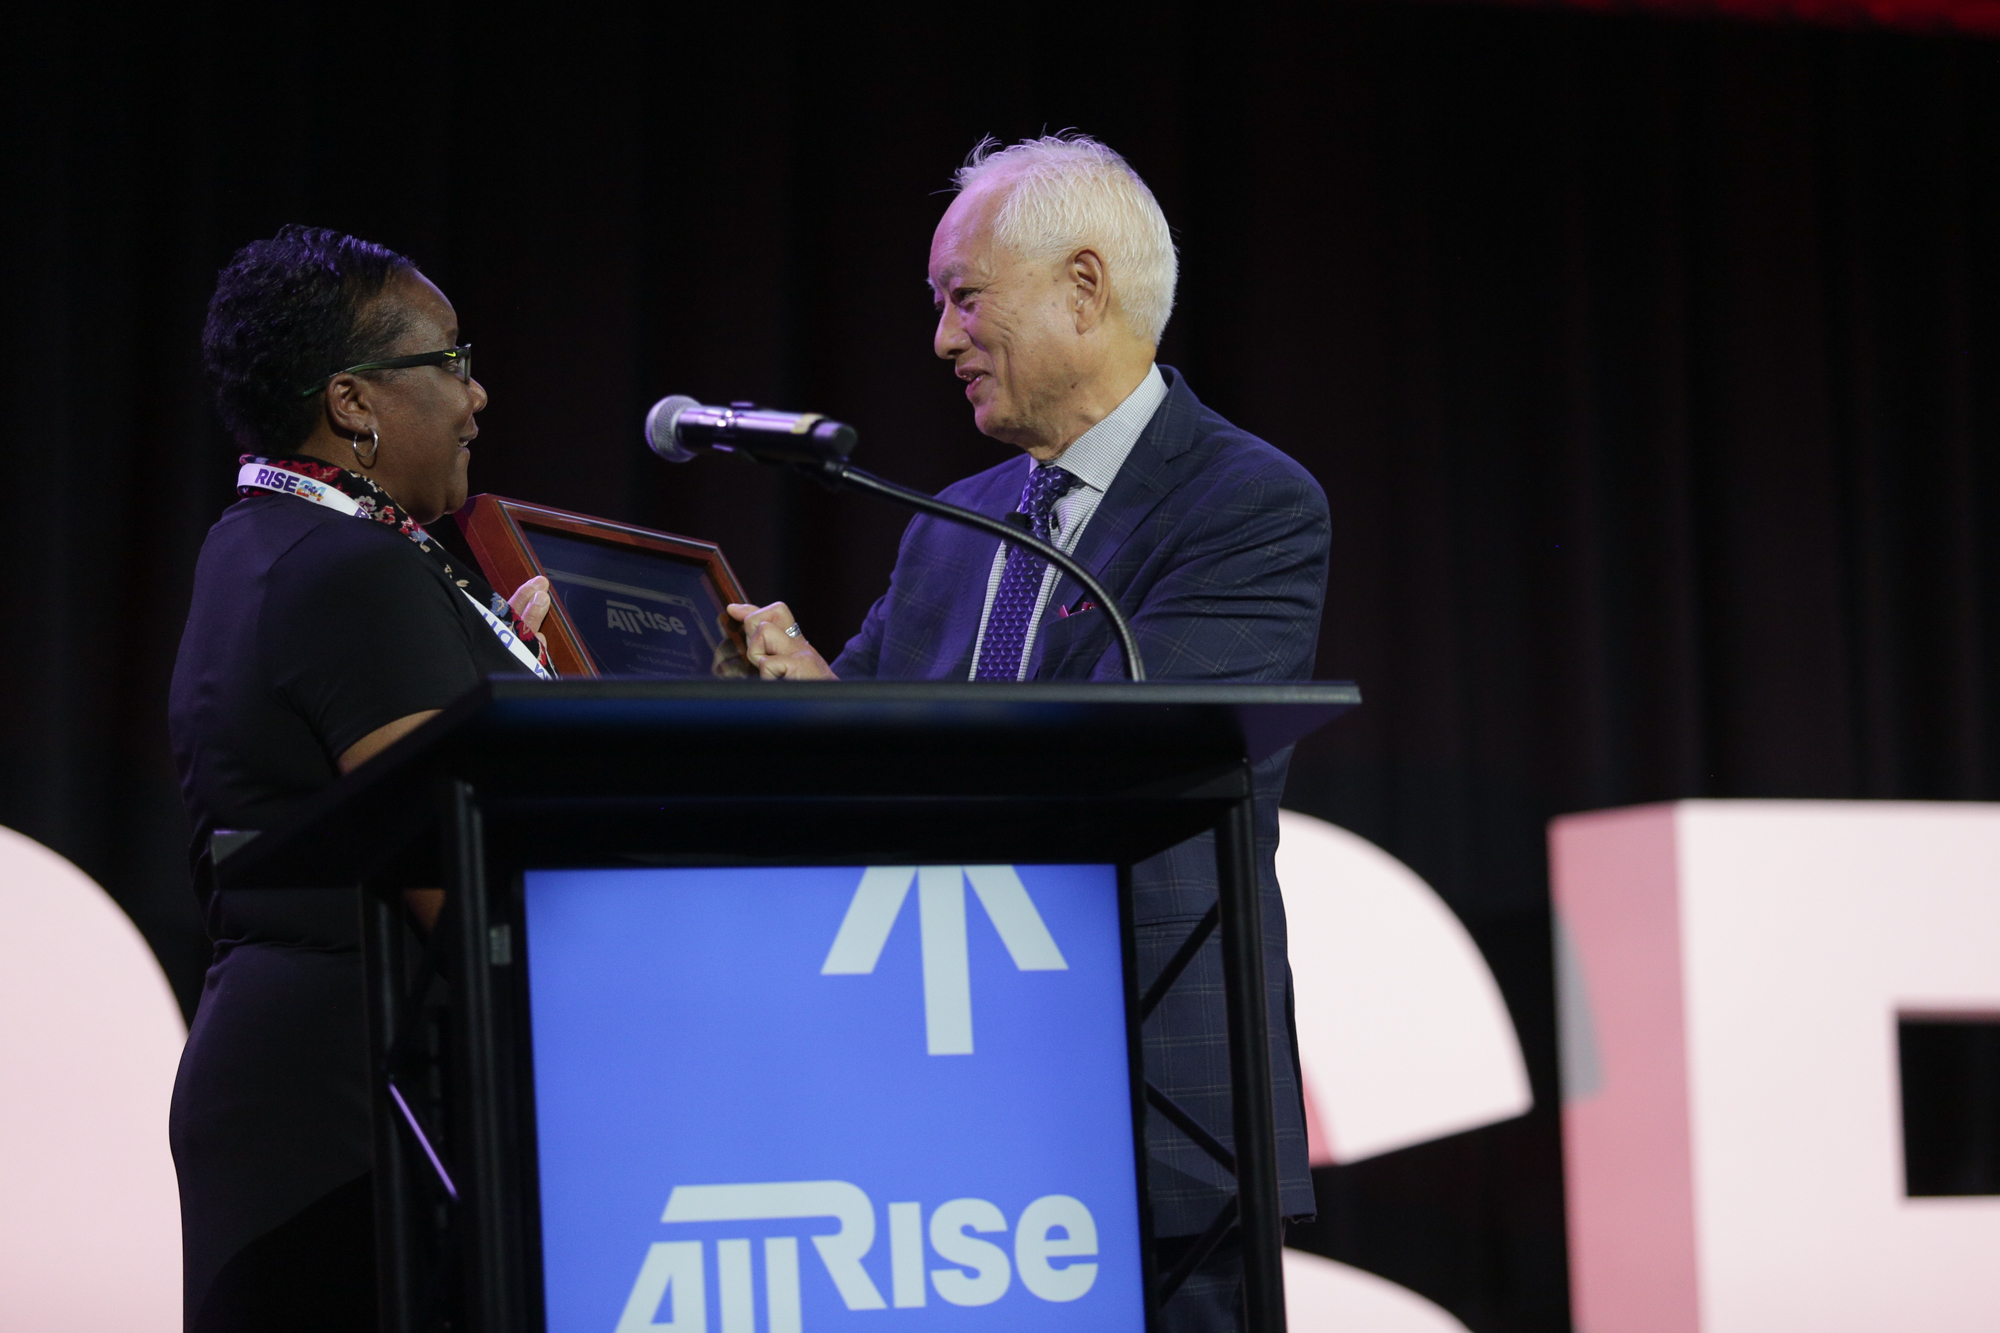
[509,576,552,635]
[727,601,837,680]
[339,710,441,773]
[404,889,444,932]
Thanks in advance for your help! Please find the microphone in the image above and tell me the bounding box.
[644,395,860,469]
[638,393,1147,678]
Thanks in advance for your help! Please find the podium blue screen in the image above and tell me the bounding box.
[524,864,1145,1333]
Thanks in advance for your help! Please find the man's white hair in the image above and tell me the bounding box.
[954,132,1178,346]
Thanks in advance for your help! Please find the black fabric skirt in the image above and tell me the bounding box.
[170,933,377,1329]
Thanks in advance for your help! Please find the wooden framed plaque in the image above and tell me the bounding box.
[455,494,753,678]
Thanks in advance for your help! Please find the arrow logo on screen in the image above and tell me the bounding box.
[820,866,1068,1056]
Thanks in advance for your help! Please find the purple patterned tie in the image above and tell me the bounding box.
[974,463,1079,681]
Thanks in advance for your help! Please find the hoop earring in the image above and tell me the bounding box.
[350,428,380,469]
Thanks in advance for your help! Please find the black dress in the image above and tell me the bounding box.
[168,471,532,1330]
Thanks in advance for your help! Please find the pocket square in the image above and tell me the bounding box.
[1057,600,1098,618]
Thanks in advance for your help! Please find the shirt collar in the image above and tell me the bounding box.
[1048,362,1166,493]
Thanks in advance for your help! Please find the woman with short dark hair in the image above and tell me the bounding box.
[169,225,551,1328]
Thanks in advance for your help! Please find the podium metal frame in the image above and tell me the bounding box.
[216,680,1359,1333]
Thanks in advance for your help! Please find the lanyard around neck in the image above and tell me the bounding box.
[236,462,553,681]
[237,461,364,516]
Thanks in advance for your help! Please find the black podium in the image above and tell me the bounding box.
[216,679,1358,1333]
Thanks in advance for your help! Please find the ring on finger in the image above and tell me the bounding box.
[784,623,803,639]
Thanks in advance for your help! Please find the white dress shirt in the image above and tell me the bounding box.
[967,363,1168,681]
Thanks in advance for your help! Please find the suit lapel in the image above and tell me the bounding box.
[1027,368,1207,679]
[1055,367,1202,601]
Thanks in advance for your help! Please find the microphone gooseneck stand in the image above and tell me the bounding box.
[818,460,1147,682]
[646,400,1148,680]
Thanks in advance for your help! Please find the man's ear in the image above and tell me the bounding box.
[1069,247,1112,334]
[323,375,375,436]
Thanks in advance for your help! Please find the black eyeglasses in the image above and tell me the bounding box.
[300,344,472,397]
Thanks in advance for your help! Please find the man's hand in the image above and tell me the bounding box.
[509,575,552,635]
[727,601,838,680]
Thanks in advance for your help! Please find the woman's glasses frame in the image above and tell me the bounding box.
[300,344,472,397]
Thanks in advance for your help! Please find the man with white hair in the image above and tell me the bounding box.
[728,133,1330,1329]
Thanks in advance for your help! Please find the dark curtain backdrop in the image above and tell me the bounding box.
[7,4,2000,1329]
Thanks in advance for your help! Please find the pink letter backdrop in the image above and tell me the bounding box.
[1551,802,2000,1333]
[0,825,182,1331]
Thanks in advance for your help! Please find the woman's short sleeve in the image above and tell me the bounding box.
[262,525,484,762]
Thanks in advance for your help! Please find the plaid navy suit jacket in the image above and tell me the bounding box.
[833,367,1330,1232]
